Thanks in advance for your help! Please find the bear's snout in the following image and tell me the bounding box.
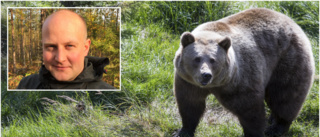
[201,72,212,86]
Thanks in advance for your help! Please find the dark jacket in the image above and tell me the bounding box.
[17,56,115,89]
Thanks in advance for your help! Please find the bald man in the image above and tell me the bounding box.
[17,10,115,89]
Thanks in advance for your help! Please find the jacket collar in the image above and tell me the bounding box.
[39,56,109,89]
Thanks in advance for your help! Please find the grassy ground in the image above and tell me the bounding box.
[2,1,319,137]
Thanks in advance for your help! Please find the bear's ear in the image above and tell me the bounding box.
[181,32,195,48]
[218,36,231,51]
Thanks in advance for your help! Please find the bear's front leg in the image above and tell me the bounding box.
[219,93,266,137]
[174,75,210,137]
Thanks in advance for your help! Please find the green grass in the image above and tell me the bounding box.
[2,1,319,137]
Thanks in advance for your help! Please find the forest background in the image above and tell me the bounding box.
[7,7,120,89]
[1,1,319,137]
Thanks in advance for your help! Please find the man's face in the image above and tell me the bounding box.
[42,11,90,81]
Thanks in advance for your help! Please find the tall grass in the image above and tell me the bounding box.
[122,1,319,37]
[2,1,319,137]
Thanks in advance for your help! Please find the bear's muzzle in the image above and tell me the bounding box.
[201,72,212,86]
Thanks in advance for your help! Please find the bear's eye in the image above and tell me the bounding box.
[194,57,201,63]
[210,58,216,64]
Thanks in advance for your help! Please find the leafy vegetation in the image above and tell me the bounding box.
[1,1,319,137]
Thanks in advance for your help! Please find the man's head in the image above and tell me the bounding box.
[42,10,91,81]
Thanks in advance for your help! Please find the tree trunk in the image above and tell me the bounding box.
[39,9,46,64]
[24,33,28,65]
[29,9,33,64]
[20,10,25,67]
[10,9,16,73]
[116,8,119,31]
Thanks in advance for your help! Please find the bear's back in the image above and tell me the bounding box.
[223,8,292,28]
[193,8,300,35]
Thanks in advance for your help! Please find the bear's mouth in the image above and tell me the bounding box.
[199,78,212,86]
[200,81,210,86]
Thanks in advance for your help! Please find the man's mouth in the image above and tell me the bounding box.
[53,65,70,70]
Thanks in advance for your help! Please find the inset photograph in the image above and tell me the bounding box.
[8,8,120,90]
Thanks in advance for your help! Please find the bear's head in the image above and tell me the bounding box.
[175,31,234,88]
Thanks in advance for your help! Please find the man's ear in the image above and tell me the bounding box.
[84,39,91,56]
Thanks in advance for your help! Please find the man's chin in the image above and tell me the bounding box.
[55,77,73,82]
[52,73,75,82]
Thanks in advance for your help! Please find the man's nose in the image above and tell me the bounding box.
[55,47,67,62]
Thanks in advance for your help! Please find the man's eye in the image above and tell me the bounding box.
[66,45,75,49]
[47,45,55,47]
[45,45,56,50]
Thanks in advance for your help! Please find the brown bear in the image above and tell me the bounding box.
[173,8,314,137]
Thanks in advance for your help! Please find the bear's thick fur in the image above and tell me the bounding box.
[173,8,314,137]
